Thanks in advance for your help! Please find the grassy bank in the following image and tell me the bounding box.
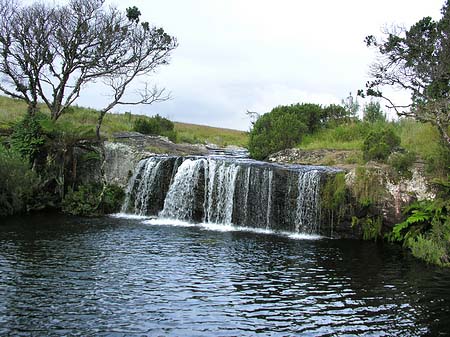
[0,96,248,147]
[295,119,449,176]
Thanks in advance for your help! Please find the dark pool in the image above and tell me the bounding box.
[1,213,450,336]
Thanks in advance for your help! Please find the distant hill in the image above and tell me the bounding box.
[0,96,248,147]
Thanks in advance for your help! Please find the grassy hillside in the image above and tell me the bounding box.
[0,96,248,147]
[295,119,449,174]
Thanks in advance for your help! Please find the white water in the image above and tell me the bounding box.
[121,156,330,236]
[295,170,322,234]
[159,158,206,220]
[121,157,164,215]
[204,159,240,224]
[141,217,322,240]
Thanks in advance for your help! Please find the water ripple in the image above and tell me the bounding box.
[0,214,450,336]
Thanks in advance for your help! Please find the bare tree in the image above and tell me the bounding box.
[360,1,450,149]
[0,0,177,138]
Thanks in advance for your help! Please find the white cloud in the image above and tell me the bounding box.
[48,0,447,129]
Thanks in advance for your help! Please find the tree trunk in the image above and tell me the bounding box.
[96,111,106,140]
[435,120,450,151]
[27,101,38,116]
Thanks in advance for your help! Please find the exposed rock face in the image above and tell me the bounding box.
[270,148,435,234]
[383,166,435,226]
[74,132,209,188]
[269,148,360,168]
[103,141,152,187]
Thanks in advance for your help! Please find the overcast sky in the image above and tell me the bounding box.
[76,0,444,130]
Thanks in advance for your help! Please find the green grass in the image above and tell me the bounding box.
[0,96,28,128]
[0,95,248,147]
[397,118,441,158]
[175,122,248,147]
[298,122,372,151]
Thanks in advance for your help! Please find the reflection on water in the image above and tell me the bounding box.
[1,213,450,336]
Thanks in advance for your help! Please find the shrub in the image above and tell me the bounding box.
[362,126,400,161]
[363,101,386,123]
[133,114,176,141]
[388,151,416,178]
[62,184,100,216]
[409,234,449,267]
[248,110,306,160]
[10,113,46,162]
[0,145,39,216]
[101,184,125,214]
[248,103,335,159]
[62,183,124,216]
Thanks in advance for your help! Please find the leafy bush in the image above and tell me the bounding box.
[352,216,382,241]
[0,145,39,216]
[362,126,400,161]
[133,114,177,141]
[10,113,46,161]
[388,151,416,178]
[389,197,450,266]
[62,183,124,216]
[248,109,307,159]
[248,103,336,159]
[363,101,386,123]
[101,184,125,214]
[409,234,449,267]
[62,184,100,216]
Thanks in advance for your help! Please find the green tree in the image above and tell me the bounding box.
[363,101,386,123]
[362,0,450,150]
[0,0,177,138]
[322,104,352,125]
[362,126,400,161]
[248,110,305,160]
[248,103,325,160]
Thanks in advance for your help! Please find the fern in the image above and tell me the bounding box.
[389,200,445,243]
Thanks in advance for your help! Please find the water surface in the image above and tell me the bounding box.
[1,213,450,336]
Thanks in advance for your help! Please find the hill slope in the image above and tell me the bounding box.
[0,96,248,147]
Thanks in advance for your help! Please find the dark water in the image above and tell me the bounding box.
[1,214,450,336]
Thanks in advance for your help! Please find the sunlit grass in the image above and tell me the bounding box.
[397,118,441,158]
[175,122,248,147]
[298,122,371,151]
[0,95,248,147]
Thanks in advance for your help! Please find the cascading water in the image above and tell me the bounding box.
[204,159,240,224]
[295,170,322,234]
[121,155,337,236]
[159,158,206,221]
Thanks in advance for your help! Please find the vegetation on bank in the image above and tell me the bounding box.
[0,95,248,217]
[247,95,449,267]
[0,0,177,139]
[0,96,248,147]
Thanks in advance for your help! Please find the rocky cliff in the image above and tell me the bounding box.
[269,148,435,235]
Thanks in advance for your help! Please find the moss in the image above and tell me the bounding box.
[321,167,387,241]
[321,172,348,235]
[351,166,386,208]
[352,216,382,241]
[62,183,124,216]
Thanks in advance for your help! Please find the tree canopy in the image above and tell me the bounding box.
[360,0,450,149]
[248,103,354,160]
[0,0,177,138]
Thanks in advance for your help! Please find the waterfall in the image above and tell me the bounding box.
[121,156,335,236]
[295,170,322,234]
[159,158,206,221]
[204,159,240,224]
[121,158,161,215]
